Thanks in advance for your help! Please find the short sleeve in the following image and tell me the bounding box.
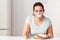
[25,16,30,24]
[48,19,52,26]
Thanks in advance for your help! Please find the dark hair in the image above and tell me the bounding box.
[33,2,44,11]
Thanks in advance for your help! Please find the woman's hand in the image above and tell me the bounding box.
[34,35,42,39]
[33,34,48,39]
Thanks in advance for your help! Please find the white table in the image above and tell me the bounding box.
[0,36,60,40]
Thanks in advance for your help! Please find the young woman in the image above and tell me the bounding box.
[23,2,54,39]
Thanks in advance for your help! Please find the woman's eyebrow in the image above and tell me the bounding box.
[39,10,43,12]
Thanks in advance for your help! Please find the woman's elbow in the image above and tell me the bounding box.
[22,32,29,39]
[48,34,54,38]
[51,35,54,38]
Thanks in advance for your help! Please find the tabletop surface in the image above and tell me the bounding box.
[0,36,60,40]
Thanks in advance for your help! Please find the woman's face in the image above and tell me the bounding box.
[33,6,44,18]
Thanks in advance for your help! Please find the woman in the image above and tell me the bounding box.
[23,2,54,39]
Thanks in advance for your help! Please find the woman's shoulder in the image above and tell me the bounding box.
[44,16,52,26]
[26,15,34,19]
[26,15,34,22]
[44,16,51,21]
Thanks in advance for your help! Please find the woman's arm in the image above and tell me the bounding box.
[22,22,30,39]
[47,25,54,38]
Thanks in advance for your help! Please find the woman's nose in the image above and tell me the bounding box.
[38,12,40,14]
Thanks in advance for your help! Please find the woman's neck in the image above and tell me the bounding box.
[34,16,44,22]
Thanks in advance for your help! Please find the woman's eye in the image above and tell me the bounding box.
[36,10,38,12]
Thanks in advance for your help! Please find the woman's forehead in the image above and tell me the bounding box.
[35,6,43,10]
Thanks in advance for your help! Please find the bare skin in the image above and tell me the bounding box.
[22,6,54,39]
[23,22,30,39]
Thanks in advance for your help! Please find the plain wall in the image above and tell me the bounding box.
[11,0,60,36]
[0,0,11,36]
